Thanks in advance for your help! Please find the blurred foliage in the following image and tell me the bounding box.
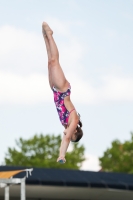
[99,132,133,173]
[4,134,85,169]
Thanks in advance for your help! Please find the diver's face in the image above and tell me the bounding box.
[63,128,77,139]
[71,130,77,142]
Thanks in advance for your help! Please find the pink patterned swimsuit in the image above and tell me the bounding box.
[53,85,75,126]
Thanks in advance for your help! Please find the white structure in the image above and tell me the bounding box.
[0,168,33,200]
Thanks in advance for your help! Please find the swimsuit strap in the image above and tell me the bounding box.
[69,108,75,114]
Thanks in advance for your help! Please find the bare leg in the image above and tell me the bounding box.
[42,34,53,88]
[42,22,69,92]
[43,35,51,61]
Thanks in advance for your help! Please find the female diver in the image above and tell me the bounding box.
[42,22,83,163]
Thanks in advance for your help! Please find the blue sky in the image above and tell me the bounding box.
[0,0,133,170]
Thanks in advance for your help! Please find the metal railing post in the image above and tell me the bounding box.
[21,177,26,200]
[5,185,9,200]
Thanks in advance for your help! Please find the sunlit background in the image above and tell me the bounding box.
[0,0,133,171]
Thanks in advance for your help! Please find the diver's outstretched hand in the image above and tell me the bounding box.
[57,156,66,164]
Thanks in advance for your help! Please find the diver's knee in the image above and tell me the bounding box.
[48,57,59,67]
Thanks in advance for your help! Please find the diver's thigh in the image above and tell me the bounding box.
[50,64,68,91]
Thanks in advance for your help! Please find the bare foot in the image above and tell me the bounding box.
[42,22,53,37]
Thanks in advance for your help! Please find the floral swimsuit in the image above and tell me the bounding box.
[53,85,75,126]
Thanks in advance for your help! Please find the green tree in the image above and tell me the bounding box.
[4,134,85,169]
[99,132,133,173]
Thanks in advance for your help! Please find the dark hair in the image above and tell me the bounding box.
[73,118,83,143]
